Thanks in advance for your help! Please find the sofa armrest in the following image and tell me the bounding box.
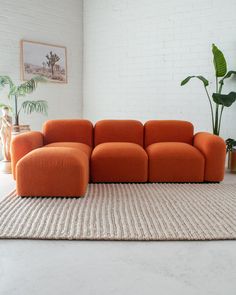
[11,131,44,179]
[193,132,226,181]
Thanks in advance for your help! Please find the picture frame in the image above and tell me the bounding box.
[20,40,68,83]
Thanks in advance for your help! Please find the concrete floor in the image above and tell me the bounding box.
[0,172,236,295]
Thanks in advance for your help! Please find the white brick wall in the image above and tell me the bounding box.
[1,0,235,139]
[0,0,83,130]
[83,0,236,139]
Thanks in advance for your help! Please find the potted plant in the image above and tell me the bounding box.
[181,44,236,136]
[226,138,236,173]
[0,75,48,133]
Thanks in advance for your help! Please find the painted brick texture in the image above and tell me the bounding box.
[83,0,236,138]
[0,0,83,130]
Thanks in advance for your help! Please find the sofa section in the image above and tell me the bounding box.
[145,120,226,182]
[17,147,89,197]
[14,120,94,197]
[144,120,205,182]
[91,120,148,182]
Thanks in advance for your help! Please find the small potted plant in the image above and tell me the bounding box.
[0,75,48,133]
[226,138,236,173]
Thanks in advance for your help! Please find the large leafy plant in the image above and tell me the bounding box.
[0,76,48,125]
[181,44,236,135]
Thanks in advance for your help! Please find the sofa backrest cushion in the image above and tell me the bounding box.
[94,120,144,146]
[43,119,93,147]
[144,120,194,147]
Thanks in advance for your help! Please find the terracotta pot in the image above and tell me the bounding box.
[229,150,236,173]
[12,124,31,136]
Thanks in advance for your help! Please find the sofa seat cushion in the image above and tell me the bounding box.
[16,147,89,197]
[45,142,92,157]
[91,142,148,182]
[146,142,205,182]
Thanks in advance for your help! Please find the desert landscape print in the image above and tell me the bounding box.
[21,40,67,83]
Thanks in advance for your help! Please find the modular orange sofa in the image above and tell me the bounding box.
[11,119,226,197]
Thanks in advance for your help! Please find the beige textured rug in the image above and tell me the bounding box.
[0,183,236,240]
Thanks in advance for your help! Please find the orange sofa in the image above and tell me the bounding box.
[11,119,226,197]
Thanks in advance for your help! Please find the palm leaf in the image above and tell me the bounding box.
[212,44,227,77]
[16,76,46,97]
[0,76,14,91]
[21,100,48,115]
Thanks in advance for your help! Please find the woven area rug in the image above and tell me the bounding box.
[0,183,236,240]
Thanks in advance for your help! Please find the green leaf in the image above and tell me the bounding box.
[16,75,47,97]
[181,75,209,87]
[226,138,236,152]
[212,44,227,77]
[219,70,236,85]
[212,92,236,107]
[21,100,48,115]
[8,85,17,98]
[196,76,209,87]
[181,76,194,85]
[0,76,14,91]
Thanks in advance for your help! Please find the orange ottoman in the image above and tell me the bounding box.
[146,142,205,182]
[91,142,148,182]
[16,147,89,197]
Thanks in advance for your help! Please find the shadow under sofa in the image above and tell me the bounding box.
[11,119,226,197]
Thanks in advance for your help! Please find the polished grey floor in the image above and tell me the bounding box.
[0,172,236,295]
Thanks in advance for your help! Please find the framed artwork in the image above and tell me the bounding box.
[20,40,67,83]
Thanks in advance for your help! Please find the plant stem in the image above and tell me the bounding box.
[214,104,219,135]
[216,77,219,93]
[219,83,223,94]
[14,95,19,125]
[217,78,224,135]
[204,86,215,133]
[214,77,220,135]
[218,105,224,135]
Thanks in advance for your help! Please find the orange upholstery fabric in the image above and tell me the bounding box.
[94,120,144,146]
[16,147,89,197]
[146,142,205,182]
[91,143,148,182]
[11,119,227,198]
[45,142,92,157]
[144,120,194,147]
[43,119,93,147]
[194,132,226,181]
[11,131,44,179]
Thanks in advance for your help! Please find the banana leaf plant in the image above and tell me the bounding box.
[181,44,236,135]
[0,75,48,126]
